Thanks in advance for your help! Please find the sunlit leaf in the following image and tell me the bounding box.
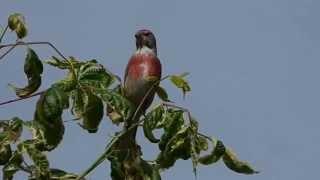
[3,151,23,180]
[45,56,84,70]
[143,105,165,143]
[78,61,115,89]
[49,169,85,180]
[9,48,43,98]
[18,140,50,178]
[169,73,191,98]
[93,88,134,121]
[199,139,225,165]
[8,13,28,39]
[158,109,184,151]
[223,148,259,174]
[0,117,23,145]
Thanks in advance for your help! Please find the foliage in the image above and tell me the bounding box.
[0,13,258,180]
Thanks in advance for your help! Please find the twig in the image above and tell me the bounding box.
[77,75,171,179]
[0,44,16,59]
[0,91,45,106]
[0,25,9,43]
[0,41,68,61]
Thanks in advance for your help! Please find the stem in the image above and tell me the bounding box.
[0,41,68,61]
[0,25,9,43]
[77,75,171,179]
[0,90,45,106]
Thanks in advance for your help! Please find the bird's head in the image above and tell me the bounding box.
[135,29,157,55]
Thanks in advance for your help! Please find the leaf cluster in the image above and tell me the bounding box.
[0,13,258,180]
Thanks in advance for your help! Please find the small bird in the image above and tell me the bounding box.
[123,29,162,137]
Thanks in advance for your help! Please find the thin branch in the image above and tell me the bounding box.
[0,41,68,61]
[0,90,45,106]
[19,165,32,174]
[0,43,16,59]
[0,25,9,43]
[77,75,171,179]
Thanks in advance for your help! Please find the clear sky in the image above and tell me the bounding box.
[1,0,319,180]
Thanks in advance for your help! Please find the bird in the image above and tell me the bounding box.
[123,29,162,141]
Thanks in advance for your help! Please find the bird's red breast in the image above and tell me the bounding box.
[124,49,161,108]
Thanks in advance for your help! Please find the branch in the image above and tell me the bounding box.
[0,25,9,43]
[0,91,45,106]
[77,75,171,179]
[0,41,68,61]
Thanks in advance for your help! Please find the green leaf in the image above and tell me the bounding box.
[3,151,23,180]
[33,86,68,151]
[169,73,191,98]
[222,148,259,174]
[52,72,77,92]
[156,86,171,102]
[48,169,85,180]
[158,109,184,151]
[45,56,84,70]
[106,85,124,125]
[9,48,43,98]
[18,140,50,178]
[140,159,161,180]
[71,89,104,133]
[78,61,115,89]
[143,105,165,143]
[0,117,23,145]
[9,76,42,98]
[0,144,12,165]
[156,126,191,169]
[199,139,225,165]
[8,13,28,39]
[93,88,134,121]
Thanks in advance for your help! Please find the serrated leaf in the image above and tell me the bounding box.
[33,86,68,151]
[158,109,184,151]
[156,86,171,102]
[48,169,85,180]
[45,56,85,70]
[106,85,124,125]
[143,105,165,143]
[78,61,114,89]
[71,89,104,133]
[223,148,259,174]
[0,117,23,145]
[18,140,50,178]
[156,126,191,169]
[0,144,12,165]
[3,151,23,180]
[8,13,28,39]
[52,72,77,92]
[9,48,43,98]
[93,88,134,121]
[199,139,225,165]
[169,73,191,98]
[140,159,161,180]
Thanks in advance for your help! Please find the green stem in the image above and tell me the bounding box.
[77,75,171,179]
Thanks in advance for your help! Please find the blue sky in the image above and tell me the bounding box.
[1,0,320,179]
